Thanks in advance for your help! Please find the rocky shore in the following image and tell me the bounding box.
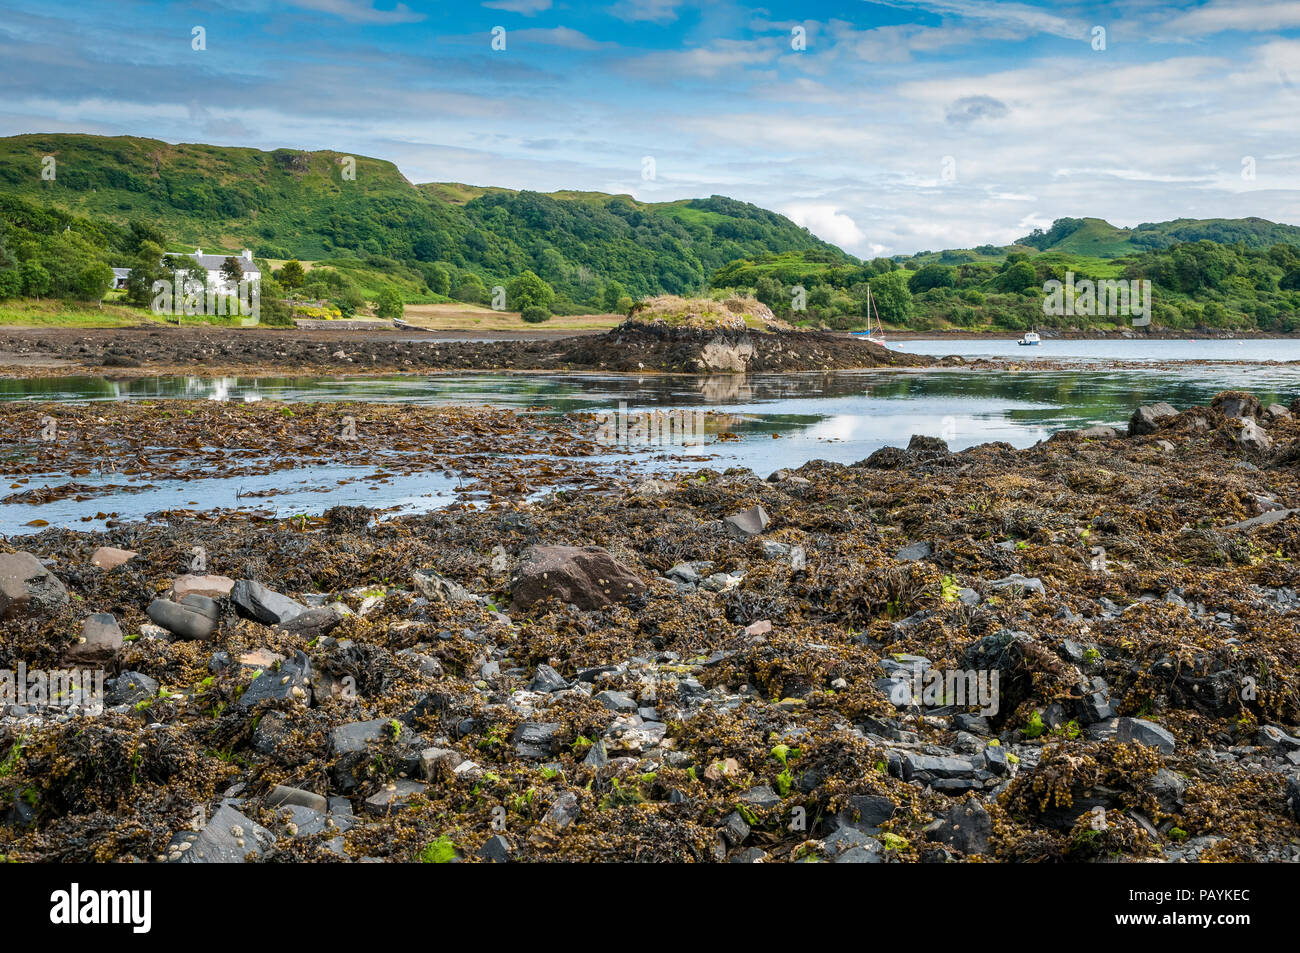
[0,322,929,378]
[2,389,1300,862]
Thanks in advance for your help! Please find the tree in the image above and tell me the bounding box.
[995,260,1038,294]
[125,240,169,308]
[74,262,114,303]
[453,272,488,304]
[601,280,627,313]
[374,287,404,320]
[506,270,554,311]
[0,269,21,300]
[221,256,245,285]
[520,305,550,323]
[421,262,450,295]
[909,263,955,293]
[19,260,50,298]
[867,270,912,325]
[278,259,305,289]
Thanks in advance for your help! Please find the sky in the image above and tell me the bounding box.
[2,0,1300,257]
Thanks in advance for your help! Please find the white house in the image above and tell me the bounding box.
[185,248,261,293]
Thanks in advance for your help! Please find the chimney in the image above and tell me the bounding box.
[242,249,252,260]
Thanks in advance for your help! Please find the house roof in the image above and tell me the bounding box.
[189,253,258,272]
[111,268,131,279]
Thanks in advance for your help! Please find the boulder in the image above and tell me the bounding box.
[1128,402,1177,436]
[105,671,158,707]
[239,651,312,706]
[412,569,486,605]
[90,546,137,570]
[1235,417,1272,452]
[231,579,306,625]
[907,434,949,455]
[1211,391,1260,419]
[147,594,219,640]
[510,545,645,611]
[65,612,123,665]
[1265,403,1291,420]
[925,799,993,854]
[0,551,69,620]
[1080,425,1119,439]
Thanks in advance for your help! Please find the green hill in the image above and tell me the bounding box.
[0,133,844,308]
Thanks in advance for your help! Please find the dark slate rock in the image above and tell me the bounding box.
[513,722,562,759]
[478,834,512,862]
[1117,717,1176,754]
[231,579,306,625]
[925,799,993,854]
[239,651,312,707]
[105,671,158,707]
[529,664,568,693]
[147,594,219,640]
[167,804,274,863]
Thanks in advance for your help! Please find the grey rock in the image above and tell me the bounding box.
[1117,717,1176,754]
[986,574,1046,597]
[738,784,781,810]
[106,671,158,707]
[907,434,949,455]
[231,580,306,625]
[529,664,568,693]
[721,810,750,845]
[147,594,219,640]
[0,551,69,620]
[510,544,645,611]
[895,541,933,561]
[594,690,637,712]
[723,504,770,539]
[412,568,486,605]
[66,612,123,664]
[513,721,562,758]
[543,791,581,829]
[363,780,427,816]
[275,603,350,640]
[1129,402,1178,436]
[265,785,328,813]
[478,834,512,862]
[167,804,274,863]
[239,651,312,707]
[926,800,993,854]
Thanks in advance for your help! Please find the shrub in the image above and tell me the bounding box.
[521,305,551,323]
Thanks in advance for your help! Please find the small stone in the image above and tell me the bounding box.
[723,504,770,539]
[66,612,123,665]
[171,573,235,600]
[0,551,69,620]
[147,594,219,640]
[231,580,306,625]
[90,546,137,570]
[1117,717,1176,754]
[529,664,568,693]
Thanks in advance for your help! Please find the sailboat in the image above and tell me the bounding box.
[852,283,887,345]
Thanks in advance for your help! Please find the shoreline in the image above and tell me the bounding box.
[2,389,1299,862]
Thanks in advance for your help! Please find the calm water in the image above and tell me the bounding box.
[2,362,1298,534]
[890,337,1300,363]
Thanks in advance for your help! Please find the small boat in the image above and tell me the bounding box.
[851,283,887,345]
[392,318,415,330]
[1018,331,1041,346]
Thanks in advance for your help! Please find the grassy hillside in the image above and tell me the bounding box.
[0,133,845,310]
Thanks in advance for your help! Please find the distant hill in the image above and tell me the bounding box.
[1016,216,1300,256]
[0,133,847,304]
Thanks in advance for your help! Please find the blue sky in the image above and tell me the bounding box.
[2,0,1300,255]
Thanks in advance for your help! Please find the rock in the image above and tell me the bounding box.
[1078,676,1116,724]
[907,434,948,455]
[666,562,702,585]
[986,574,1046,597]
[901,753,978,781]
[411,569,486,605]
[1211,391,1260,419]
[731,847,769,863]
[1155,439,1175,452]
[1265,403,1291,420]
[925,800,993,854]
[418,747,465,781]
[528,664,568,693]
[364,780,427,816]
[231,580,306,625]
[510,545,645,611]
[1224,508,1299,532]
[171,573,235,600]
[65,613,123,665]
[0,551,69,620]
[275,603,350,639]
[895,541,933,561]
[594,690,636,712]
[542,791,581,830]
[721,811,750,845]
[105,671,158,707]
[239,651,312,706]
[723,504,770,539]
[147,594,220,640]
[1080,425,1118,439]
[167,804,275,863]
[1117,717,1176,754]
[1235,418,1272,452]
[739,785,782,810]
[513,722,562,759]
[744,619,772,637]
[90,546,137,570]
[699,335,755,373]
[1258,725,1300,751]
[1286,776,1300,823]
[265,785,328,813]
[478,834,512,862]
[1128,402,1178,436]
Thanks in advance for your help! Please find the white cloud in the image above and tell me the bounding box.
[782,203,867,250]
[285,0,426,25]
